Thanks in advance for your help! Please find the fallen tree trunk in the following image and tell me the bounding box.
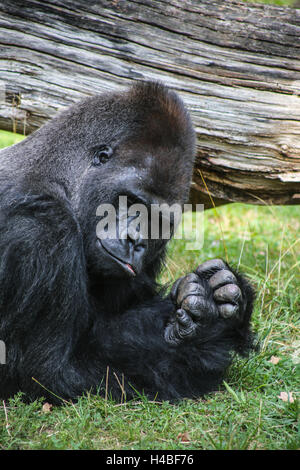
[0,0,299,207]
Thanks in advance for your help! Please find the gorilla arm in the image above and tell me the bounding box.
[90,261,254,402]
[0,189,93,399]
[91,298,233,402]
[92,268,254,403]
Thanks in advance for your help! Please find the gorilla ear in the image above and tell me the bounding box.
[92,145,113,166]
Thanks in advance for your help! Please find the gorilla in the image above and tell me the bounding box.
[0,82,255,403]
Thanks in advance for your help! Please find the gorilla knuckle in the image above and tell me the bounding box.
[208,269,237,289]
[195,259,226,276]
[181,295,206,318]
[218,303,239,319]
[213,284,241,304]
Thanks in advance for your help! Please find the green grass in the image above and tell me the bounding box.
[0,131,299,450]
[0,129,25,149]
[242,0,298,6]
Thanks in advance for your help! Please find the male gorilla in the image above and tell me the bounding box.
[0,82,254,403]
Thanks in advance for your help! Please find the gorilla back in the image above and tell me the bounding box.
[0,82,255,402]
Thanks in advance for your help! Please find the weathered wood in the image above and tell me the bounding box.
[0,0,299,206]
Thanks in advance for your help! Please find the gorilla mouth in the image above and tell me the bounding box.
[97,239,136,277]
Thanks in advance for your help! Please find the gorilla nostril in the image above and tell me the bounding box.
[134,245,142,252]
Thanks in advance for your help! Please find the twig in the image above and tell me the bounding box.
[113,372,126,404]
[105,366,109,417]
[3,400,11,436]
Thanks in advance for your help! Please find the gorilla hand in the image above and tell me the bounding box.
[164,259,244,345]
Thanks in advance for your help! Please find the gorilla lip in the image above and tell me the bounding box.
[97,239,136,277]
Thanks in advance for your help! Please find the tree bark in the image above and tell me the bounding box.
[0,0,299,207]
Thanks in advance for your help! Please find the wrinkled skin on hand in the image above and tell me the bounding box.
[165,259,245,345]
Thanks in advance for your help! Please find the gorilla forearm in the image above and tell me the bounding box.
[92,298,232,401]
[87,258,255,401]
[93,279,254,402]
[0,191,87,317]
[0,191,90,398]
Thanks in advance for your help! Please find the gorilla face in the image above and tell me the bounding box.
[77,139,185,280]
[56,82,197,281]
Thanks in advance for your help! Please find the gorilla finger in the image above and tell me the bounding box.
[182,273,200,285]
[170,276,185,304]
[176,281,206,306]
[172,273,198,301]
[195,259,226,278]
[181,295,207,319]
[213,284,241,304]
[176,308,193,327]
[182,295,219,321]
[218,303,239,319]
[164,315,197,344]
[208,269,237,289]
[175,318,197,339]
[164,324,181,345]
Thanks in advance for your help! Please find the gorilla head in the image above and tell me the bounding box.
[11,82,195,280]
[75,83,195,279]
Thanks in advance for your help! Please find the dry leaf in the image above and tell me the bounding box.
[278,392,295,403]
[269,356,280,365]
[42,402,53,413]
[177,431,191,443]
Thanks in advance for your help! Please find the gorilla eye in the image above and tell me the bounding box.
[92,145,113,166]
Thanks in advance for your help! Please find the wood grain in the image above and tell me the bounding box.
[0,0,299,206]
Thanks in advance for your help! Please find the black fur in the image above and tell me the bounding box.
[0,82,255,403]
